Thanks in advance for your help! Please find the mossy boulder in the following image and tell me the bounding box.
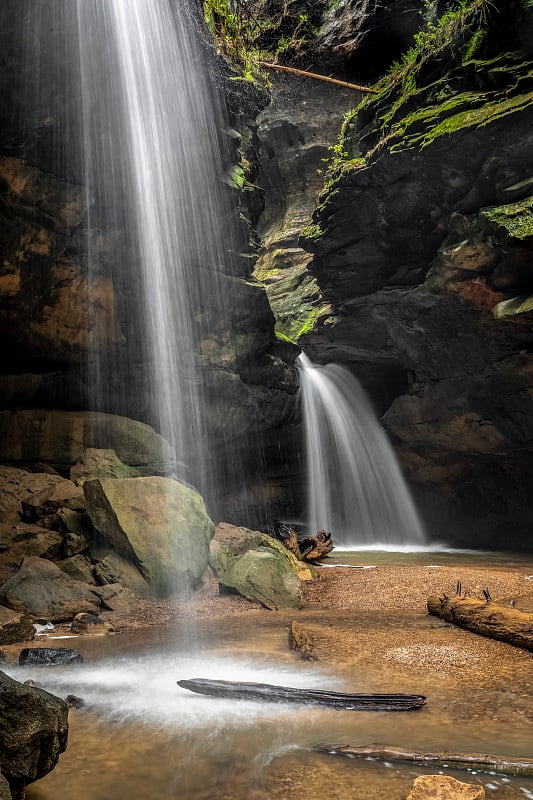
[0,670,68,800]
[83,477,214,596]
[212,533,304,609]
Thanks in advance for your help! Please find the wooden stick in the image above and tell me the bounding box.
[317,744,533,777]
[259,61,379,94]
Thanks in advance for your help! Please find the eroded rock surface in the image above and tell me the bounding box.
[84,477,214,596]
[0,557,101,621]
[0,670,68,800]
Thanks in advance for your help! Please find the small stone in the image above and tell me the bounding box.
[18,647,84,666]
[406,775,485,800]
[0,611,35,645]
[70,612,110,635]
[66,694,85,709]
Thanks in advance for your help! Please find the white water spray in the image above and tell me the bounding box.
[297,353,426,548]
[24,0,237,489]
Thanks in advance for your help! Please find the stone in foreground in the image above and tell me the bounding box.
[83,477,214,596]
[0,557,101,621]
[0,670,68,799]
[406,775,485,800]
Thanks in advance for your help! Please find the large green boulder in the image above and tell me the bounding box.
[214,541,302,610]
[0,670,68,799]
[83,477,214,596]
[0,410,175,471]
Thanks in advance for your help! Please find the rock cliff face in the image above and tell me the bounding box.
[255,0,533,546]
[0,0,297,520]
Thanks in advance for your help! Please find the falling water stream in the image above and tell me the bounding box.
[23,0,238,491]
[297,354,426,549]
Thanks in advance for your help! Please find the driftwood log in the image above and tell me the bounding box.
[318,744,533,777]
[177,678,426,711]
[427,594,533,652]
[274,524,334,562]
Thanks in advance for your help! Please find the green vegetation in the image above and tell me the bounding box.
[481,196,533,239]
[316,0,532,188]
[203,0,322,82]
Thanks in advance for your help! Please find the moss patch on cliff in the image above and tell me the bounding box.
[480,196,533,240]
[203,0,324,80]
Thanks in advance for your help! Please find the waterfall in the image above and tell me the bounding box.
[23,0,236,490]
[297,353,426,549]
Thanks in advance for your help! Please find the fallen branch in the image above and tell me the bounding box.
[273,524,334,562]
[259,62,379,94]
[317,744,533,777]
[427,594,533,652]
[177,678,426,711]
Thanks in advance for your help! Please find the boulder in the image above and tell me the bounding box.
[215,545,302,610]
[0,607,35,644]
[70,612,111,635]
[0,557,101,622]
[62,531,89,558]
[213,522,260,552]
[70,448,140,485]
[20,481,84,522]
[0,410,176,471]
[56,508,92,538]
[92,583,138,615]
[0,467,67,521]
[83,477,214,596]
[58,555,95,585]
[406,775,485,800]
[0,523,63,562]
[18,647,83,666]
[93,551,148,595]
[0,669,68,799]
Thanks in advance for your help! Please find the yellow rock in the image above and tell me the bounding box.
[406,775,485,800]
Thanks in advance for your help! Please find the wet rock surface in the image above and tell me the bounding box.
[406,775,485,800]
[0,669,68,799]
[18,647,83,666]
[272,1,533,546]
[0,557,101,622]
[83,476,215,596]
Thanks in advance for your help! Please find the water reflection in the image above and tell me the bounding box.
[3,615,530,800]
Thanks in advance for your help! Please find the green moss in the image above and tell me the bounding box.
[223,164,246,190]
[299,222,323,244]
[378,82,533,153]
[494,294,533,317]
[463,29,487,61]
[481,196,533,239]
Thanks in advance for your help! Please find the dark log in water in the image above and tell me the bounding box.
[177,679,426,711]
[427,594,533,651]
[318,744,533,776]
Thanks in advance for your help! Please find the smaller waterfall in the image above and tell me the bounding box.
[297,353,426,549]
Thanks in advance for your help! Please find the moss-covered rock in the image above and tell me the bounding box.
[83,477,214,597]
[216,545,302,609]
